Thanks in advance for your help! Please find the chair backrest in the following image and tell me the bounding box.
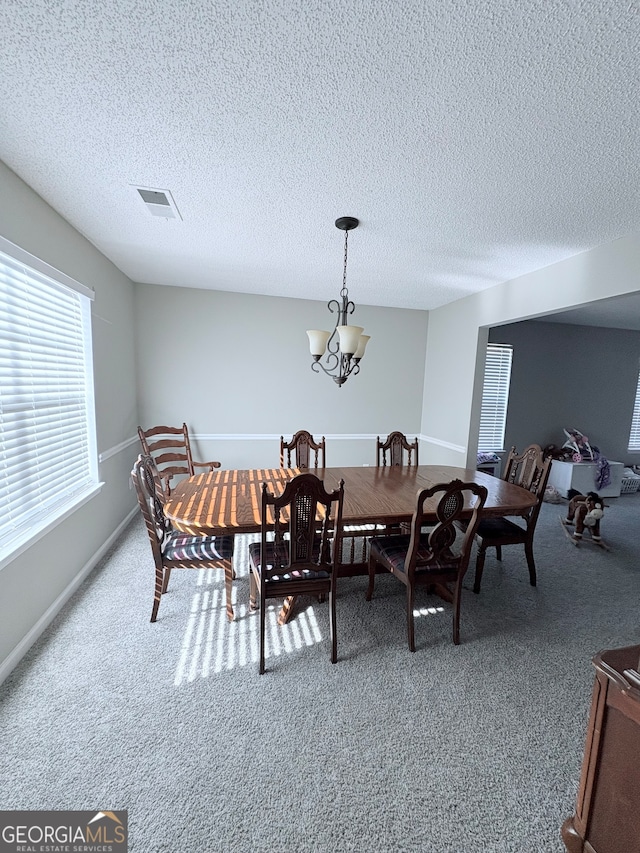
[131,454,170,564]
[138,422,194,493]
[280,430,326,469]
[376,431,419,467]
[405,479,488,580]
[502,443,552,525]
[259,472,344,580]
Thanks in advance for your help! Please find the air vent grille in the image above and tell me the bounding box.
[133,185,182,220]
[138,189,170,206]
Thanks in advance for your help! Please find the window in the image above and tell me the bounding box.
[628,365,640,451]
[0,238,98,564]
[478,343,513,452]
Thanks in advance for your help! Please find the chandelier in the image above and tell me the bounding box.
[306,217,370,387]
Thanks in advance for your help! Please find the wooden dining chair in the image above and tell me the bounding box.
[367,479,488,650]
[138,422,221,496]
[376,431,419,467]
[248,472,344,674]
[375,432,419,534]
[280,430,326,469]
[470,444,552,593]
[132,454,236,622]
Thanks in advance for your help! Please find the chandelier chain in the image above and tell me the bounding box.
[340,229,349,299]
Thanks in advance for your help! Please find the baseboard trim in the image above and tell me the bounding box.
[0,506,139,687]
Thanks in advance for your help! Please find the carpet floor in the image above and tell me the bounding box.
[2,494,640,852]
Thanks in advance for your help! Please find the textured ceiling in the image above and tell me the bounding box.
[1,0,640,312]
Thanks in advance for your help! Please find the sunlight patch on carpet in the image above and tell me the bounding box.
[414,605,445,617]
[174,595,324,683]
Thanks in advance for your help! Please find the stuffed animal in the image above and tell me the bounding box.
[584,500,604,527]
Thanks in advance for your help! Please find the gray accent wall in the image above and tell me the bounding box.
[489,320,640,465]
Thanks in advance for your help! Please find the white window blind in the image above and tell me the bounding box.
[478,343,513,452]
[0,246,98,560]
[627,365,640,451]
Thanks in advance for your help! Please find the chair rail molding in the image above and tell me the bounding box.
[127,433,464,452]
[99,435,139,464]
[419,434,466,454]
[195,433,381,441]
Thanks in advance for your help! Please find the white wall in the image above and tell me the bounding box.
[421,235,640,466]
[0,162,140,677]
[134,284,429,468]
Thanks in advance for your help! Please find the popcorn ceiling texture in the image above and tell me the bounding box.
[1,0,639,310]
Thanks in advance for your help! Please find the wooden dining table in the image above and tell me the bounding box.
[165,464,537,538]
[164,465,538,620]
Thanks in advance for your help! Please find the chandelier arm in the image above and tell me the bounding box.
[327,297,355,321]
[341,353,359,378]
[326,329,339,356]
[311,353,341,377]
[325,299,341,356]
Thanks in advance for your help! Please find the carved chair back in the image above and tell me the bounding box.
[280,430,326,469]
[132,453,171,564]
[405,479,487,581]
[376,431,419,467]
[259,472,344,582]
[502,444,552,527]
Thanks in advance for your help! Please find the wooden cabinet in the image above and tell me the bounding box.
[562,645,640,853]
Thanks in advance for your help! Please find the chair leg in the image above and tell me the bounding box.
[151,566,164,622]
[259,596,266,675]
[249,568,258,613]
[161,567,171,594]
[224,563,235,621]
[495,545,502,561]
[473,546,486,594]
[366,556,376,600]
[452,580,462,645]
[330,587,337,664]
[229,536,237,580]
[524,541,537,586]
[406,584,416,652]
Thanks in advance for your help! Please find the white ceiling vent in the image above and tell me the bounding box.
[134,186,182,220]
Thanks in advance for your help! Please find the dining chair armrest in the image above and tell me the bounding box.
[193,460,222,471]
[159,471,172,498]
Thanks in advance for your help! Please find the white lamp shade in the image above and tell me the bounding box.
[337,325,364,356]
[306,329,331,357]
[354,334,370,360]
